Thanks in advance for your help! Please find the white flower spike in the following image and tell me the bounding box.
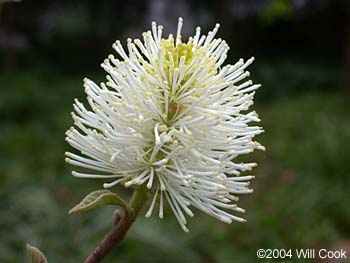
[65,18,265,232]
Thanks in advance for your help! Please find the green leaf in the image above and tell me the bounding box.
[69,190,128,214]
[26,244,48,263]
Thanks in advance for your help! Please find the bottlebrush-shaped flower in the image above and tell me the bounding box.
[65,18,265,232]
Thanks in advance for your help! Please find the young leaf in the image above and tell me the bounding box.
[69,190,128,214]
[26,244,48,263]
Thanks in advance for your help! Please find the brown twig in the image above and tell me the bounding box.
[84,187,148,263]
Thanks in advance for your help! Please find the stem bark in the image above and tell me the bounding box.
[84,187,148,263]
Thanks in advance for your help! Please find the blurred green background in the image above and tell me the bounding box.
[0,0,349,262]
